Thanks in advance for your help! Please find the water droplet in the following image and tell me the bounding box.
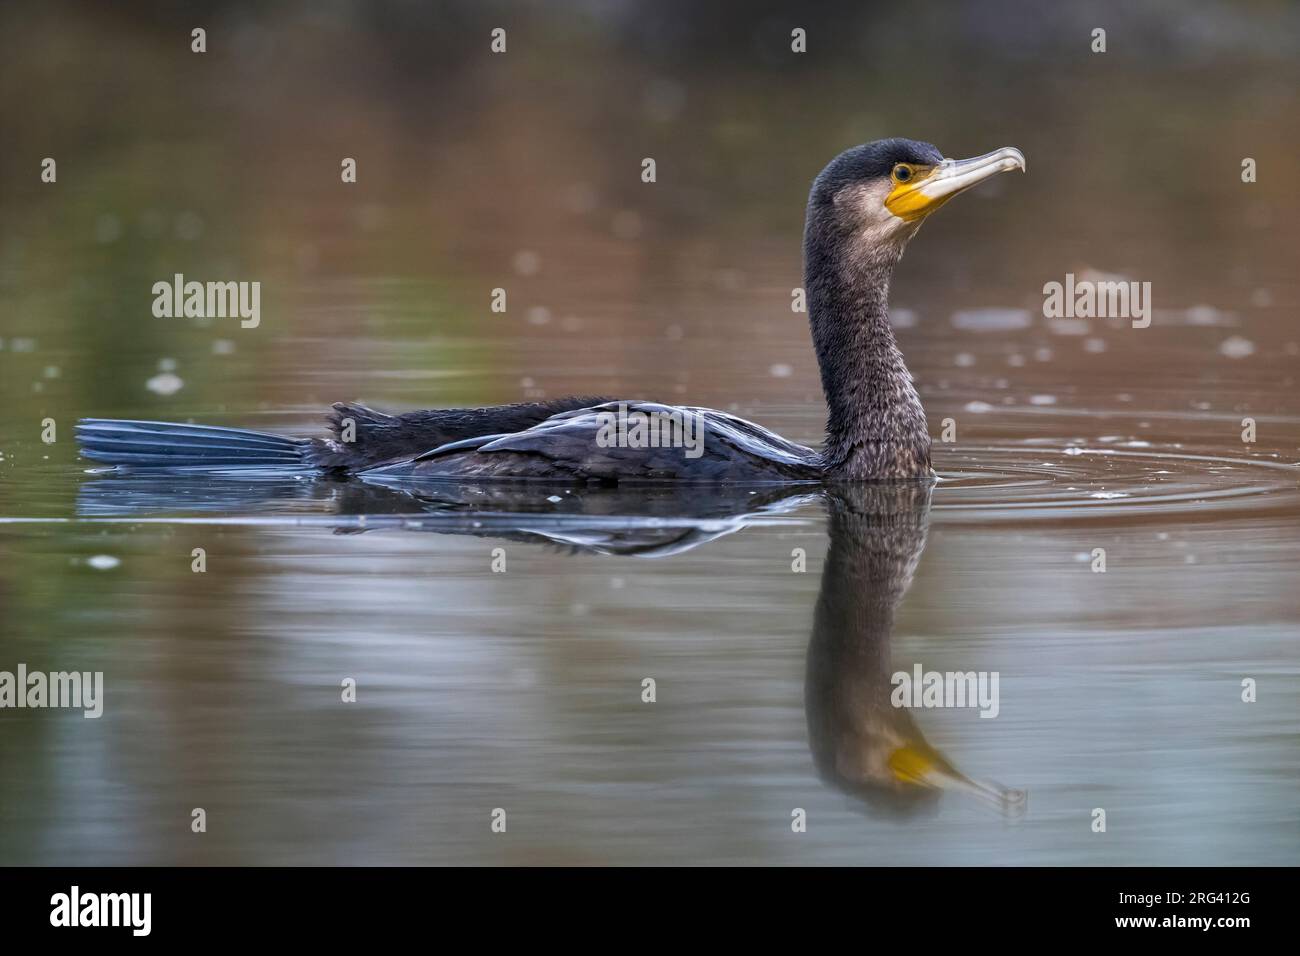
[950,308,1031,331]
[145,372,184,395]
[1184,304,1235,326]
[1048,318,1090,336]
[1218,336,1255,359]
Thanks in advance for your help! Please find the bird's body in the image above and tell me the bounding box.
[313,398,611,473]
[361,401,823,483]
[77,138,1024,484]
[77,399,823,483]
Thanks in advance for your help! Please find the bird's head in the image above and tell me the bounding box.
[805,137,1026,266]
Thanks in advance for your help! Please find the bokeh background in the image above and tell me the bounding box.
[1,0,1297,864]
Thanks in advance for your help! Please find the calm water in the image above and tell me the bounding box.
[2,1,1298,865]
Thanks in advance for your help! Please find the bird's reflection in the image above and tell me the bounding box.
[806,483,1025,817]
[77,471,1023,816]
[76,472,822,556]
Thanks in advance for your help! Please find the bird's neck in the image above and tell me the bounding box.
[805,240,932,479]
[812,483,933,658]
[804,484,933,787]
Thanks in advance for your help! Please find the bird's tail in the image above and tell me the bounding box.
[76,419,312,470]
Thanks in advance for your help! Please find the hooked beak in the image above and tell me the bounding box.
[888,743,1028,818]
[886,146,1026,222]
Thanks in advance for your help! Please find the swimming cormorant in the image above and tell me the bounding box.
[77,139,1024,483]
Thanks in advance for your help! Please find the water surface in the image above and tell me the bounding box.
[2,0,1298,865]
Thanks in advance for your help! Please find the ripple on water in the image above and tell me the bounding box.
[5,439,1297,535]
[935,444,1300,522]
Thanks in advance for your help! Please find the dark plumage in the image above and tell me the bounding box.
[310,397,608,473]
[802,141,943,480]
[361,401,822,484]
[76,138,1024,484]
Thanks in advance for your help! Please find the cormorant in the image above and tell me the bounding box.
[76,139,1024,483]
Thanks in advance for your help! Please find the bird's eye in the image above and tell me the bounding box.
[892,164,913,183]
